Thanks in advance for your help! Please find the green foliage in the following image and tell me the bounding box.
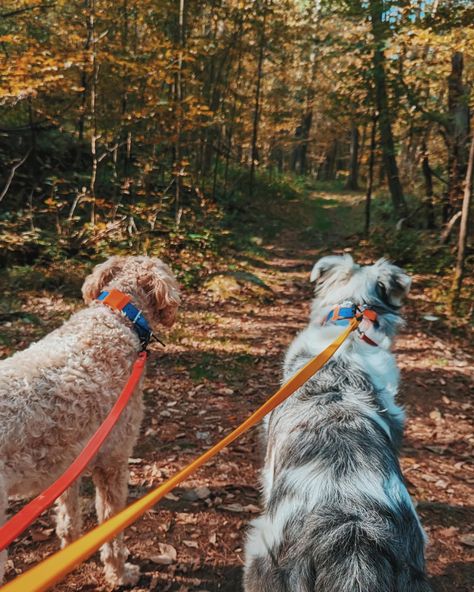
[368,227,452,273]
[2,261,87,295]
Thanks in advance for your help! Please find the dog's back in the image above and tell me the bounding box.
[0,306,140,497]
[244,358,431,592]
[244,256,431,591]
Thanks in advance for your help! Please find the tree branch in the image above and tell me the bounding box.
[429,166,448,185]
[0,149,31,202]
[440,211,462,244]
[398,75,449,129]
[0,2,55,19]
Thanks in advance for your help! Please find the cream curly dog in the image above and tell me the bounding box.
[0,256,180,587]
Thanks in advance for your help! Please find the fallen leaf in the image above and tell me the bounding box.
[219,503,244,512]
[460,534,474,547]
[438,527,458,538]
[31,528,54,542]
[149,543,177,565]
[429,410,442,421]
[194,486,211,499]
[242,504,260,513]
[164,492,180,501]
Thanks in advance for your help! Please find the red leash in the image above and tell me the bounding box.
[0,351,147,552]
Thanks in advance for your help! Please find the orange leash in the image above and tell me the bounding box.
[0,351,147,553]
[1,318,359,592]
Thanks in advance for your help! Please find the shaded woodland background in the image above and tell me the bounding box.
[0,0,473,311]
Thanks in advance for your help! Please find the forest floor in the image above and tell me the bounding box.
[1,187,473,591]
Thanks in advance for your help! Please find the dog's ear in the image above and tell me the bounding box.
[140,260,180,327]
[82,256,127,303]
[310,254,356,285]
[374,259,411,308]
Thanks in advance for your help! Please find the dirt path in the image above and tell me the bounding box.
[4,192,473,591]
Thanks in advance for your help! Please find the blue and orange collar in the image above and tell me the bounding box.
[323,302,379,347]
[97,289,162,350]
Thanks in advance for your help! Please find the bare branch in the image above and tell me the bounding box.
[440,211,462,244]
[0,2,55,19]
[429,166,448,186]
[0,149,31,203]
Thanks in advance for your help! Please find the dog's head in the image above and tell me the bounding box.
[82,255,180,327]
[310,254,411,335]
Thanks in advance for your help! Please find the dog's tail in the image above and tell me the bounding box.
[244,507,432,592]
[308,509,432,592]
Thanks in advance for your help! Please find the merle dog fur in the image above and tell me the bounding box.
[244,255,431,592]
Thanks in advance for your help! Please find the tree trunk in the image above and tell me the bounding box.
[249,1,267,198]
[446,52,471,218]
[299,109,313,175]
[174,0,185,225]
[346,122,360,190]
[120,0,130,179]
[323,140,338,181]
[290,125,303,173]
[272,135,284,172]
[27,98,37,180]
[89,0,98,227]
[369,0,407,218]
[291,48,317,175]
[76,0,93,166]
[421,138,435,229]
[224,44,244,196]
[449,132,474,311]
[365,114,377,236]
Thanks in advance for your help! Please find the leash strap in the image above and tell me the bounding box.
[0,318,359,592]
[0,352,147,554]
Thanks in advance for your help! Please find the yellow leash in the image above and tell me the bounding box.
[1,318,359,592]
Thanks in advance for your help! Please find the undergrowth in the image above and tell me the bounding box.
[0,168,470,314]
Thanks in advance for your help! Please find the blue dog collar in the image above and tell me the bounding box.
[324,305,357,326]
[97,289,162,349]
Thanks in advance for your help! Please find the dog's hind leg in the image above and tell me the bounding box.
[92,462,139,587]
[55,479,82,548]
[0,471,7,582]
[244,556,283,592]
[397,566,433,592]
[244,555,313,592]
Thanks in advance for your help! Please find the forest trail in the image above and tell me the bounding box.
[4,189,473,592]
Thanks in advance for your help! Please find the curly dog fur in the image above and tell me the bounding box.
[0,256,180,586]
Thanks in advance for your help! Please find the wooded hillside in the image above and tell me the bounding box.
[1,0,473,301]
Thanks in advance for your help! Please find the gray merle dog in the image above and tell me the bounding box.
[244,255,431,592]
